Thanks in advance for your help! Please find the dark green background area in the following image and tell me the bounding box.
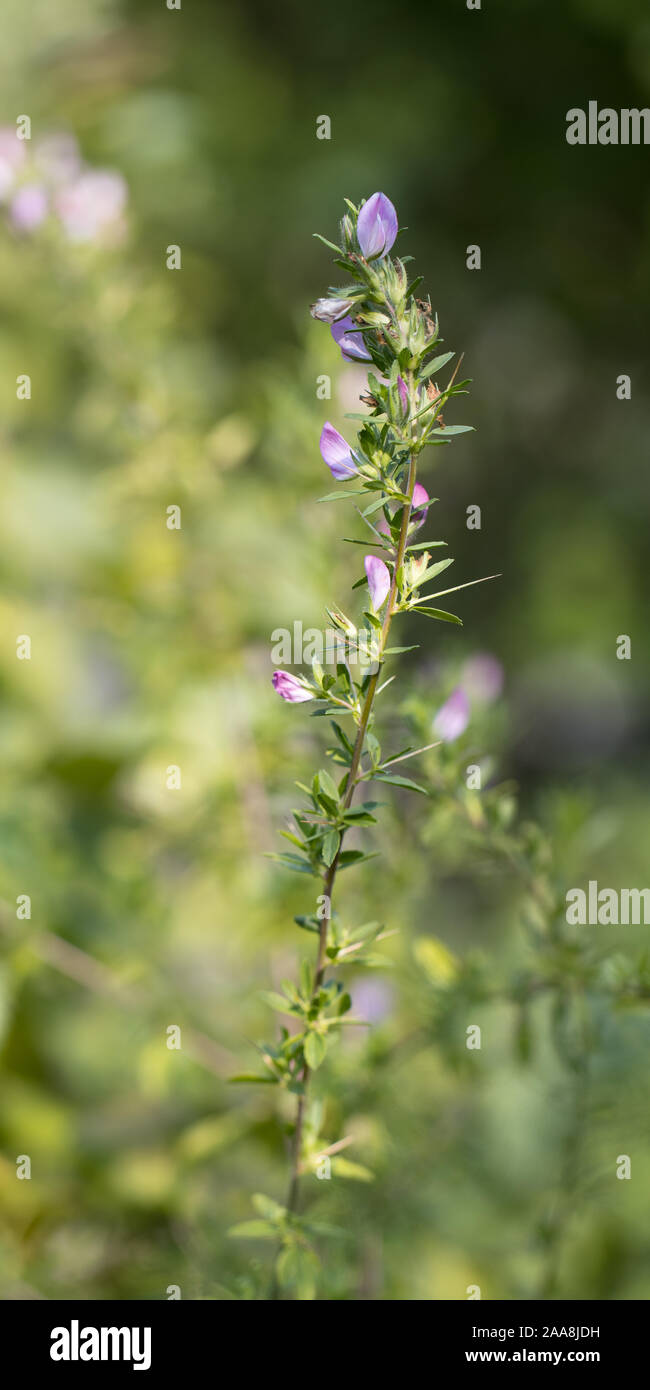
[0,0,648,1300]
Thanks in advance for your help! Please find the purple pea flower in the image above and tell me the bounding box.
[365,554,391,610]
[310,296,354,324]
[410,483,430,530]
[331,314,371,363]
[10,185,48,231]
[433,687,470,742]
[320,422,358,479]
[357,192,398,260]
[461,653,504,705]
[272,671,314,703]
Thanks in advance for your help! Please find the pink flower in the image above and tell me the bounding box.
[55,169,127,243]
[10,185,48,231]
[272,671,314,703]
[364,555,391,610]
[461,653,504,704]
[397,375,409,415]
[34,132,81,186]
[357,192,398,260]
[410,483,430,530]
[319,422,358,479]
[433,687,470,742]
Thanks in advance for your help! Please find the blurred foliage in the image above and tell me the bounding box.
[0,0,649,1300]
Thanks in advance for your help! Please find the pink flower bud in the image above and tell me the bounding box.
[357,192,398,260]
[272,671,314,703]
[310,296,354,323]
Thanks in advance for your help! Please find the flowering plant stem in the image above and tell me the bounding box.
[231,192,486,1301]
[286,433,417,1218]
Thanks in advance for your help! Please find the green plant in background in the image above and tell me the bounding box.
[230,192,495,1298]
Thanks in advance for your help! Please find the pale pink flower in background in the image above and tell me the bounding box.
[461,652,504,704]
[10,185,48,232]
[55,170,127,244]
[0,126,27,201]
[433,687,470,742]
[34,132,82,186]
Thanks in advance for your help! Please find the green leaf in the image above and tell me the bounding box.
[276,1243,319,1297]
[228,1220,277,1240]
[318,489,366,502]
[361,496,389,517]
[252,1192,286,1221]
[294,914,320,934]
[338,850,379,868]
[405,274,423,298]
[411,606,463,624]
[312,232,342,253]
[331,1157,374,1182]
[304,1031,327,1069]
[318,769,340,803]
[229,1073,278,1085]
[420,350,454,377]
[330,721,354,755]
[429,425,474,436]
[322,828,341,866]
[375,773,429,795]
[260,991,298,1015]
[416,557,454,586]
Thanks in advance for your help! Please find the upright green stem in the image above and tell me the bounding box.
[284,438,418,1221]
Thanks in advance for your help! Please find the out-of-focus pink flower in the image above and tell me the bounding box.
[319,422,358,479]
[357,192,398,260]
[364,554,391,610]
[10,185,48,231]
[272,671,314,703]
[331,314,372,362]
[34,132,81,186]
[55,169,127,243]
[461,653,504,704]
[354,976,395,1024]
[433,687,470,742]
[0,127,26,200]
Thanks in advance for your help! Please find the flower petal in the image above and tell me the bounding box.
[331,314,372,362]
[364,554,391,610]
[410,483,430,530]
[272,671,314,703]
[310,296,354,323]
[319,422,358,479]
[357,192,398,260]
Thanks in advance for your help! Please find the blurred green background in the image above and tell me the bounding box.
[1,0,649,1300]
